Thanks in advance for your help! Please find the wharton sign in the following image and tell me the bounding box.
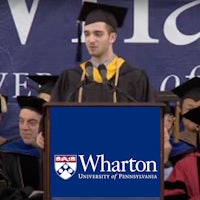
[54,154,157,180]
[44,103,163,200]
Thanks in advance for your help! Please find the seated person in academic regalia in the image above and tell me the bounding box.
[164,106,200,200]
[167,77,200,166]
[50,2,154,103]
[0,96,46,189]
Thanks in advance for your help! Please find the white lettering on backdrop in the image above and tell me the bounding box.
[160,65,200,91]
[164,0,200,45]
[7,0,40,45]
[7,0,200,45]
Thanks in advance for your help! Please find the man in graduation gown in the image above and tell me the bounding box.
[0,95,44,199]
[0,75,58,186]
[0,96,46,190]
[51,2,154,103]
[167,77,200,166]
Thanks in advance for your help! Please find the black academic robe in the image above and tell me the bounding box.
[0,152,40,190]
[0,139,41,190]
[51,62,154,102]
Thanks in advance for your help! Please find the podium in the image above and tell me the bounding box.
[43,103,164,200]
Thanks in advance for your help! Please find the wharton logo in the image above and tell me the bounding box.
[54,154,158,180]
[54,155,77,180]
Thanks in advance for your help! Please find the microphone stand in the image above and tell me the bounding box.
[106,81,137,102]
[66,78,91,102]
[66,62,94,102]
[98,64,137,102]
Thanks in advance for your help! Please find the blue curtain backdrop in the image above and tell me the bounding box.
[0,0,200,138]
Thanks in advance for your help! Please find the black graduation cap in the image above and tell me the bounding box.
[17,96,47,115]
[28,75,59,95]
[76,2,128,62]
[78,2,128,30]
[172,77,200,100]
[0,94,8,113]
[182,107,200,125]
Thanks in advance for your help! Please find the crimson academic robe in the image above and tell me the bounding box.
[50,61,154,102]
[164,151,200,200]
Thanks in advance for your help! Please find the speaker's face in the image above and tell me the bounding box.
[84,22,116,60]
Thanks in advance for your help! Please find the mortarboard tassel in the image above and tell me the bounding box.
[76,21,82,62]
[174,101,181,143]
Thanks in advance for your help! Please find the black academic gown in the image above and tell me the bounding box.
[0,139,41,190]
[51,62,154,102]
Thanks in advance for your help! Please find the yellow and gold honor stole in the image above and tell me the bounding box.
[80,57,125,83]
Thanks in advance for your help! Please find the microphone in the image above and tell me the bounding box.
[98,64,137,102]
[66,61,93,102]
